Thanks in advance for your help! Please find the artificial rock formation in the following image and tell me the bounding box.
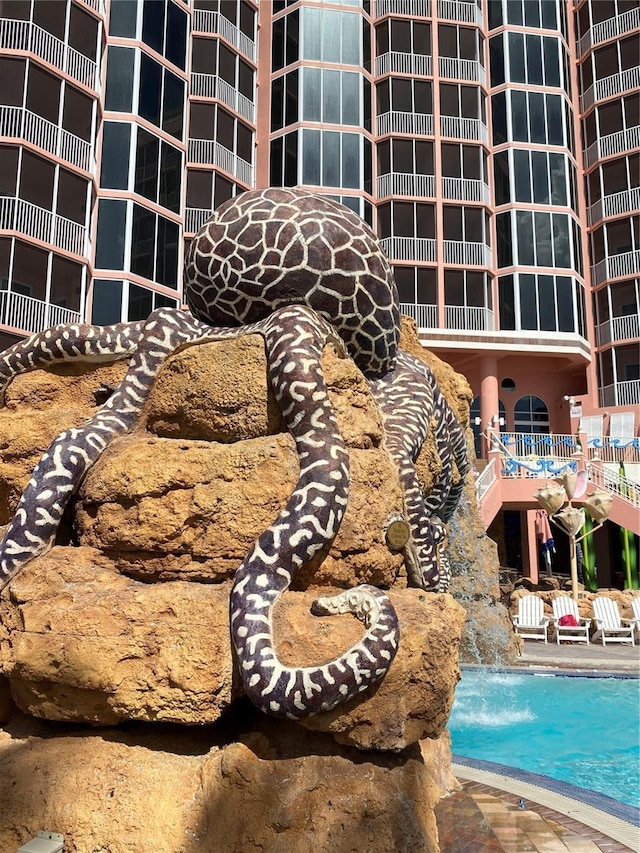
[0,320,505,851]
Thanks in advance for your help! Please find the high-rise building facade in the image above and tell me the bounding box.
[0,0,638,581]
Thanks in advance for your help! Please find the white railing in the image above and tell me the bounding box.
[0,196,85,255]
[600,379,640,407]
[443,240,491,267]
[441,176,490,203]
[579,7,640,55]
[187,138,254,186]
[375,0,431,16]
[445,305,494,331]
[190,73,256,123]
[437,0,482,25]
[580,66,640,111]
[596,313,640,346]
[398,302,438,328]
[591,249,640,284]
[588,187,640,225]
[0,290,81,334]
[380,236,437,262]
[438,56,485,84]
[192,10,256,61]
[585,126,640,167]
[588,463,640,511]
[375,51,432,77]
[376,172,435,198]
[586,438,640,466]
[377,111,434,137]
[185,207,212,234]
[475,457,497,504]
[0,17,97,90]
[440,115,488,142]
[0,105,92,172]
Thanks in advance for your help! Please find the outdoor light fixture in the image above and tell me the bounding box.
[18,832,64,853]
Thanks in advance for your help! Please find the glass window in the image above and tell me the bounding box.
[492,92,507,145]
[108,0,137,37]
[323,131,340,187]
[166,1,187,70]
[128,282,153,321]
[163,71,185,140]
[135,128,159,201]
[302,128,320,185]
[302,67,321,122]
[526,34,543,85]
[131,204,156,280]
[139,53,162,125]
[96,199,127,270]
[509,32,525,82]
[538,275,555,331]
[552,213,570,267]
[489,35,505,85]
[160,143,181,213]
[532,151,549,204]
[142,0,164,55]
[535,211,552,266]
[543,37,560,88]
[105,46,134,112]
[516,210,534,265]
[519,274,537,330]
[342,133,359,188]
[557,276,574,332]
[529,93,546,144]
[514,150,531,202]
[499,275,516,329]
[92,279,123,325]
[156,216,179,287]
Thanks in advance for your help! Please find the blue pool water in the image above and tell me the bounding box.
[449,669,640,808]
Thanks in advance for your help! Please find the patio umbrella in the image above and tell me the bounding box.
[536,509,555,577]
[619,460,638,590]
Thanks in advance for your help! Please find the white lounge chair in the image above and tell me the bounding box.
[592,597,635,646]
[512,595,549,643]
[551,596,591,644]
[629,597,640,638]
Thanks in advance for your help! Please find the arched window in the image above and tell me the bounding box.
[514,395,549,434]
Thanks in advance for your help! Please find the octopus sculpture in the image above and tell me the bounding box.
[0,187,468,720]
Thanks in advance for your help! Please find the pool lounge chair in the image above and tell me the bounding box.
[592,597,635,646]
[512,594,549,643]
[630,597,640,638]
[551,596,591,644]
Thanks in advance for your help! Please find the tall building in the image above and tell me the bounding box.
[0,0,638,583]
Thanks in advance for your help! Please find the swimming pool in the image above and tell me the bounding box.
[448,669,640,809]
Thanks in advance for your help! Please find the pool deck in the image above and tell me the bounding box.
[437,640,640,853]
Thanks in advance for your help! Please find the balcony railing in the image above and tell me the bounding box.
[375,51,432,78]
[600,379,640,407]
[438,56,485,85]
[596,313,640,346]
[0,17,98,90]
[398,302,438,328]
[445,305,494,330]
[187,138,253,186]
[185,206,213,234]
[475,457,497,504]
[578,7,640,56]
[580,66,640,111]
[380,236,437,262]
[376,111,434,137]
[191,9,256,62]
[585,126,640,167]
[437,0,482,25]
[443,240,491,266]
[190,73,255,123]
[588,187,640,226]
[0,196,85,255]
[375,0,431,16]
[377,172,435,198]
[440,115,488,142]
[591,249,640,284]
[0,290,81,335]
[441,176,490,203]
[0,105,92,172]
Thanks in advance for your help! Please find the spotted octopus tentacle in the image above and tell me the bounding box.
[0,308,219,590]
[230,305,399,719]
[0,321,147,404]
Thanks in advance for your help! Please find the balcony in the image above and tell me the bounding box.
[191,9,256,63]
[443,240,491,266]
[375,51,432,78]
[445,305,494,330]
[596,313,640,346]
[187,138,253,186]
[588,187,640,225]
[0,196,85,255]
[441,176,490,203]
[399,302,437,328]
[578,7,640,56]
[376,172,435,198]
[190,73,255,123]
[580,66,640,112]
[375,0,431,17]
[0,105,92,172]
[0,290,81,335]
[585,126,640,167]
[0,17,98,90]
[600,379,640,407]
[438,56,485,85]
[440,115,488,143]
[185,206,213,234]
[380,236,436,262]
[591,249,640,284]
[437,0,482,26]
[376,111,434,137]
